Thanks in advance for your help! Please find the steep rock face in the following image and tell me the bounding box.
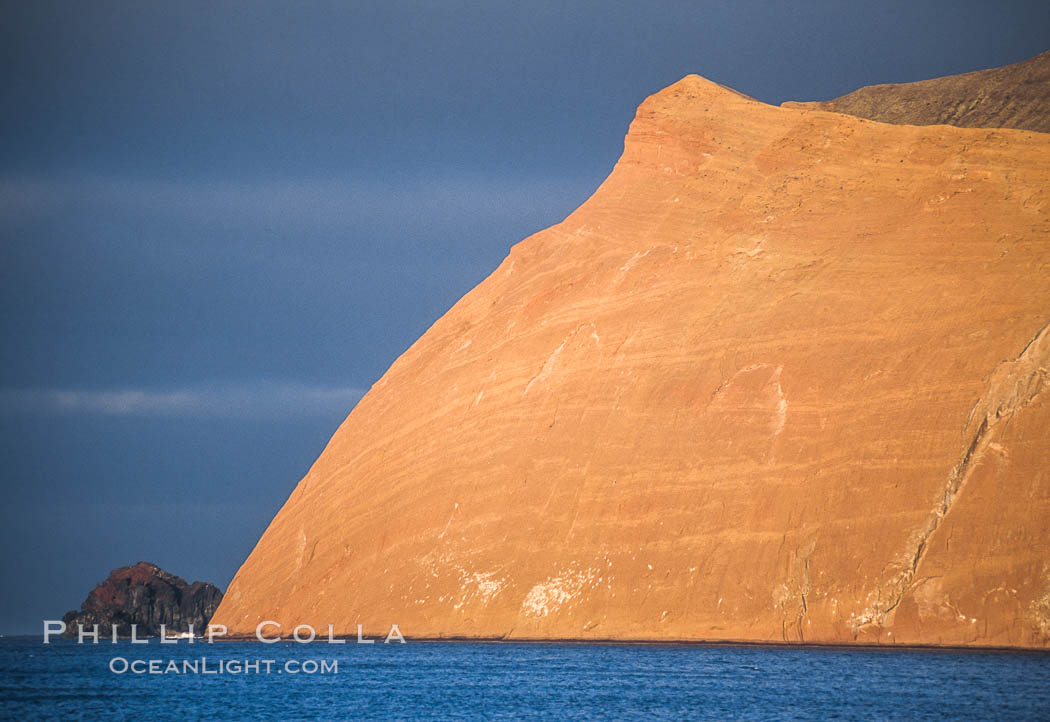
[783,49,1050,132]
[62,562,223,636]
[213,73,1050,647]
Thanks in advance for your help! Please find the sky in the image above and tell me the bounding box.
[1,0,1048,634]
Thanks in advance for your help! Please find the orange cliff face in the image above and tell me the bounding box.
[211,74,1050,647]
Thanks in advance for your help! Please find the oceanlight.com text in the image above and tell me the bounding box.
[108,657,338,675]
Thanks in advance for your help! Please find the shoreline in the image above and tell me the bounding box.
[399,636,1050,654]
[14,634,1046,654]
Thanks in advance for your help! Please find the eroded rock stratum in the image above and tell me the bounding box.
[213,67,1050,648]
[784,50,1050,132]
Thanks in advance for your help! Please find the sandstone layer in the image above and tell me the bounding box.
[784,50,1050,132]
[213,72,1050,647]
[63,562,223,636]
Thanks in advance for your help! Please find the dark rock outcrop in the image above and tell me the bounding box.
[783,49,1050,132]
[62,562,223,636]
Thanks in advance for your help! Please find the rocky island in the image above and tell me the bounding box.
[62,562,223,637]
[212,53,1050,648]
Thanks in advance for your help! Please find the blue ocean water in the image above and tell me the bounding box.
[1,637,1049,720]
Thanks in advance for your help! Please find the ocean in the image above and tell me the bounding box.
[1,637,1048,720]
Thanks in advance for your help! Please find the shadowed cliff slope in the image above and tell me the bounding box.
[784,50,1050,132]
[213,71,1050,648]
